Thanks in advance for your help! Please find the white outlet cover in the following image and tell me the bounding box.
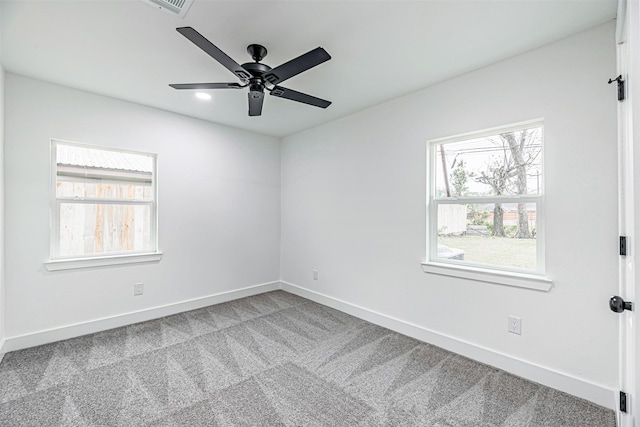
[508,316,522,335]
[134,283,144,296]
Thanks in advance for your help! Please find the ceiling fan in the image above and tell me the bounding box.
[170,27,332,117]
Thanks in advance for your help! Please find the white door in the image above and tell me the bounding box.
[631,0,640,424]
[616,1,639,426]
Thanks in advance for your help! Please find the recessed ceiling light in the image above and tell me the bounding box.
[195,92,212,101]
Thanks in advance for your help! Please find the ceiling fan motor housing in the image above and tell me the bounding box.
[242,62,272,78]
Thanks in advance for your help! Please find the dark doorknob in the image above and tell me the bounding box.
[610,296,633,313]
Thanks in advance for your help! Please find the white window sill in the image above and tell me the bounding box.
[421,261,553,292]
[45,252,163,271]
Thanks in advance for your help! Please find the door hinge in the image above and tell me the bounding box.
[620,236,627,256]
[609,75,625,101]
[620,391,628,413]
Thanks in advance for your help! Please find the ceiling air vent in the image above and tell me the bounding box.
[141,0,194,18]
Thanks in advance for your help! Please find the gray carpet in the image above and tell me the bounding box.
[0,291,616,426]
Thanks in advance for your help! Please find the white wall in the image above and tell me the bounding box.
[3,74,281,340]
[281,22,619,403]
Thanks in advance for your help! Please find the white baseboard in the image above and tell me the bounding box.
[2,281,280,353]
[279,281,617,410]
[0,339,5,364]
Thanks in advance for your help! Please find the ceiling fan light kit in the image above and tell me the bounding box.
[170,27,332,117]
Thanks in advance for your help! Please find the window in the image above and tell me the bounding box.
[425,120,550,289]
[47,140,160,270]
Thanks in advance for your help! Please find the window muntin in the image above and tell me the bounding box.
[428,121,544,275]
[51,141,157,260]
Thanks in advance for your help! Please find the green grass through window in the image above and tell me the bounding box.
[438,235,536,270]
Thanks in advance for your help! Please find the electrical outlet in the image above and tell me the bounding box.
[313,269,319,280]
[508,315,522,335]
[134,283,144,296]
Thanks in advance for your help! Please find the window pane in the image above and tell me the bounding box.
[56,180,152,201]
[435,126,542,198]
[59,203,152,257]
[436,202,537,271]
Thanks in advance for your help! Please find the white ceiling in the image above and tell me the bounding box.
[1,0,617,138]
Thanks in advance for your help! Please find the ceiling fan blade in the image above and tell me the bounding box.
[176,27,251,83]
[169,83,244,90]
[263,47,331,85]
[270,86,331,108]
[248,90,264,116]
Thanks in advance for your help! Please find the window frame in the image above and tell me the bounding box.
[46,139,162,271]
[423,120,552,291]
